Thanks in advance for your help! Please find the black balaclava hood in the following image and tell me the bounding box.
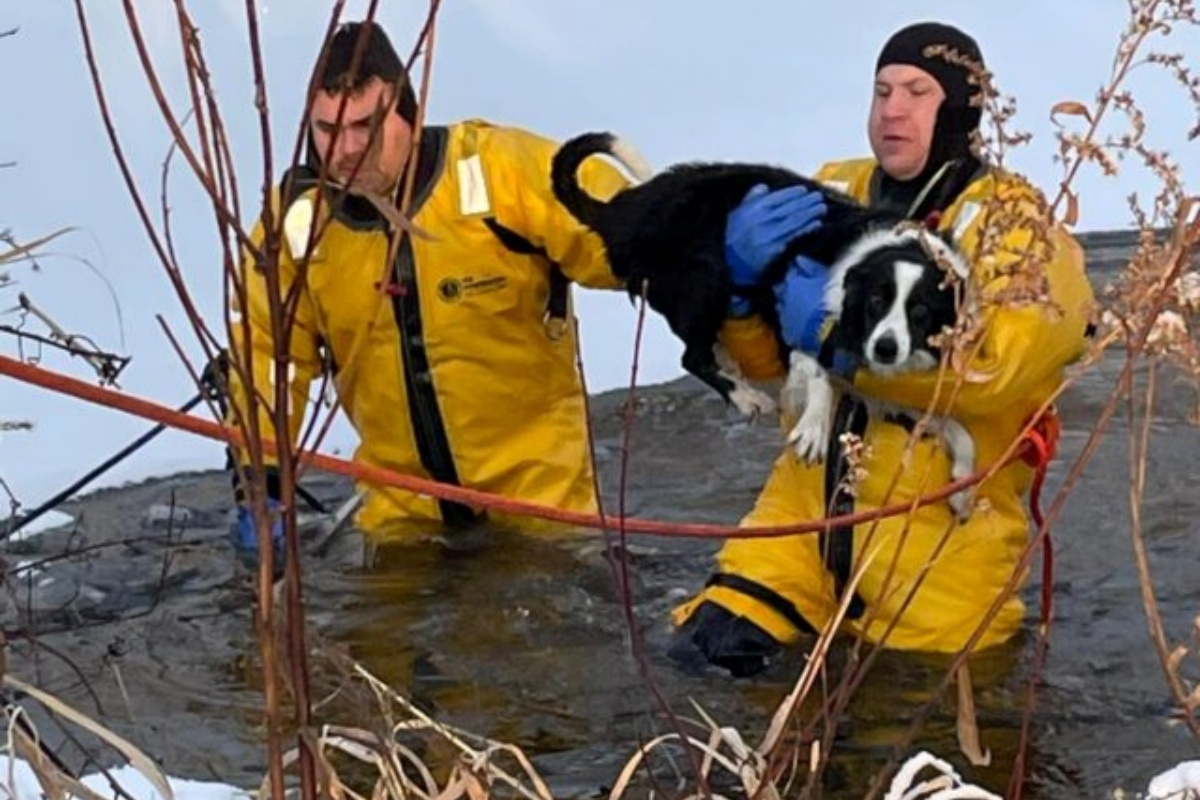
[873,21,985,218]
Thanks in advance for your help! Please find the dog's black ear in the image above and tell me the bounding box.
[834,265,871,360]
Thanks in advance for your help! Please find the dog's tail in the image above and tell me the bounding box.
[550,131,653,226]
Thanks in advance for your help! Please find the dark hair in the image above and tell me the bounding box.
[314,20,417,125]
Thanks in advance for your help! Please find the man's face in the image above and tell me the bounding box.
[309,76,413,195]
[868,64,946,181]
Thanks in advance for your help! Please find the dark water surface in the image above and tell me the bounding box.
[3,232,1197,798]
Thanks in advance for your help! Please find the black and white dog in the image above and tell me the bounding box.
[550,131,896,416]
[550,131,977,519]
[785,224,978,520]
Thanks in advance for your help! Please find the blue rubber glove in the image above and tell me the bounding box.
[725,183,828,288]
[233,498,285,578]
[773,255,831,355]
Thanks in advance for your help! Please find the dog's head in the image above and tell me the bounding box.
[825,225,969,376]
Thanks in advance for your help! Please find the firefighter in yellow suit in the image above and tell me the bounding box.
[224,21,629,565]
[670,22,1096,675]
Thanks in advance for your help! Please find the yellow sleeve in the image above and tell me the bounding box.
[853,179,1096,419]
[226,200,324,472]
[717,315,787,381]
[483,126,630,290]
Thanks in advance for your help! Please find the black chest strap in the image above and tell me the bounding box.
[482,217,571,340]
[822,394,870,620]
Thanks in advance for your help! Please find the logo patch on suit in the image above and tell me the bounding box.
[437,275,508,303]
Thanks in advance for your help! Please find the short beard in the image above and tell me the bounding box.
[336,164,389,193]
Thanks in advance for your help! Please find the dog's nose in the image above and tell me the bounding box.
[873,335,899,364]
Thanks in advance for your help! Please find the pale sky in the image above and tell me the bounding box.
[2,2,1197,507]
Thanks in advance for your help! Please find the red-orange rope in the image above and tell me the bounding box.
[0,353,1047,539]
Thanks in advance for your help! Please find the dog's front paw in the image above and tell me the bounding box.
[786,415,827,464]
[729,384,777,417]
[940,418,977,523]
[948,488,975,523]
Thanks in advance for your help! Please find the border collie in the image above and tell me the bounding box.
[550,131,977,519]
[785,224,978,520]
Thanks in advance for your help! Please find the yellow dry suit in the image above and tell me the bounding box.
[226,119,629,541]
[673,157,1096,653]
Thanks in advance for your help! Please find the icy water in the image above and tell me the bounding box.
[2,232,1197,798]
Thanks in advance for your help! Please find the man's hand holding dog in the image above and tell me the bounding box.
[724,183,828,286]
[773,256,830,355]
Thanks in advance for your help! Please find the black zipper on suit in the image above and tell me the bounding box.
[388,233,477,526]
[326,126,477,526]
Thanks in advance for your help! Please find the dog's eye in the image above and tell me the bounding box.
[910,304,929,321]
[868,293,887,314]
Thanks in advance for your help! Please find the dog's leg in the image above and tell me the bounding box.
[684,342,775,417]
[713,341,776,416]
[784,350,834,464]
[938,416,977,522]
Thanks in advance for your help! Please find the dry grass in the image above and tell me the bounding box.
[1,674,174,800]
